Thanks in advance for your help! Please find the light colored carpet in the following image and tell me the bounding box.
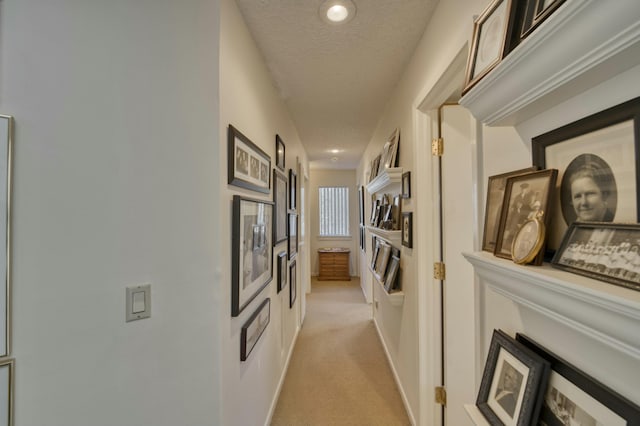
[271,278,411,426]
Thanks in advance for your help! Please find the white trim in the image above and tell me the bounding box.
[264,326,301,426]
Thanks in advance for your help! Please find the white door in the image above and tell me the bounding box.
[440,104,476,426]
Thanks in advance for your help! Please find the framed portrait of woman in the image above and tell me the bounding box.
[532,97,640,255]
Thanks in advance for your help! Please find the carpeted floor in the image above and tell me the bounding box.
[271,277,411,426]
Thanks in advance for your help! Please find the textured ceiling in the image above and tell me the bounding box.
[235,0,439,169]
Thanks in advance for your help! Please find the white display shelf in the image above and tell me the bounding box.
[459,0,640,126]
[365,226,402,247]
[366,167,403,194]
[463,251,640,360]
[369,265,404,306]
[464,404,489,426]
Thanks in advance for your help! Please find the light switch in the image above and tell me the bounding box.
[126,284,151,322]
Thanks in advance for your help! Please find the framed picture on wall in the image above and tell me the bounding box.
[0,116,12,358]
[402,171,411,199]
[532,96,640,256]
[289,168,297,211]
[273,169,288,245]
[288,213,298,260]
[0,358,14,425]
[289,260,297,308]
[227,125,271,194]
[402,212,413,248]
[240,298,270,361]
[277,251,287,293]
[231,195,273,317]
[520,0,566,39]
[275,134,285,171]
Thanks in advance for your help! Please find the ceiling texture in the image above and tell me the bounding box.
[234,0,440,169]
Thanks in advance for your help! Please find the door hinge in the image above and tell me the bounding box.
[435,386,447,406]
[433,262,446,280]
[431,138,444,156]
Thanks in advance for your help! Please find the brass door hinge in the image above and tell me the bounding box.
[434,262,446,280]
[435,386,447,406]
[431,138,444,156]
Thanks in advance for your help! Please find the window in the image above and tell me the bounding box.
[319,187,350,237]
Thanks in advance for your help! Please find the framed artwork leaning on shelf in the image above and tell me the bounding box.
[240,298,270,361]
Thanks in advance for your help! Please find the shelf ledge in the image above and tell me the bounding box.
[463,251,640,360]
[365,226,402,247]
[366,167,403,194]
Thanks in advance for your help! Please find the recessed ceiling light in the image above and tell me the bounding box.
[319,0,356,25]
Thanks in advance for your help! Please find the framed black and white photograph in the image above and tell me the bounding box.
[273,169,288,245]
[231,195,273,317]
[482,167,538,252]
[477,329,550,426]
[494,169,557,262]
[520,0,566,39]
[402,171,411,199]
[275,134,285,171]
[374,240,391,280]
[463,0,515,94]
[277,251,287,293]
[288,213,298,260]
[289,260,297,308]
[240,298,270,362]
[228,125,271,194]
[402,212,413,248]
[533,97,640,254]
[0,116,12,358]
[516,333,640,426]
[384,255,400,292]
[551,222,640,292]
[288,168,297,211]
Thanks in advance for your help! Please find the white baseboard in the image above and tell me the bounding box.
[373,318,417,426]
[264,325,300,426]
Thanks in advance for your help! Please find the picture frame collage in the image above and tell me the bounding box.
[229,125,298,361]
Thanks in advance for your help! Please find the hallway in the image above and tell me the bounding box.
[271,278,410,426]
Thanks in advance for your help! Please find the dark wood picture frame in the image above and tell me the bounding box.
[477,329,550,426]
[402,212,413,248]
[520,0,566,39]
[494,169,557,264]
[289,259,297,308]
[358,186,365,225]
[288,213,298,260]
[273,169,288,245]
[240,298,270,361]
[551,222,640,292]
[277,251,287,293]
[275,134,285,171]
[288,168,297,211]
[231,195,273,317]
[228,125,271,194]
[402,171,411,199]
[516,333,640,426]
[532,96,640,257]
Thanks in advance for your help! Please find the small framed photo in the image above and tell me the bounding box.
[532,97,640,256]
[463,0,516,94]
[374,240,392,280]
[383,128,400,169]
[288,213,298,260]
[275,134,285,171]
[289,168,297,211]
[494,169,557,263]
[516,333,640,425]
[273,169,288,245]
[240,298,270,361]
[551,222,640,292]
[402,171,411,199]
[228,125,271,194]
[369,154,382,182]
[477,330,550,426]
[402,212,413,248]
[482,167,538,252]
[511,214,546,265]
[520,0,566,39]
[289,260,297,308]
[277,251,287,293]
[384,255,400,292]
[231,195,273,317]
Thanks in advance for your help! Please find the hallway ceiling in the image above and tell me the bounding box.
[234,0,439,169]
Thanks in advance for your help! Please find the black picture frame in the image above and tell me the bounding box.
[240,298,270,361]
[482,167,538,252]
[273,169,288,245]
[228,125,271,194]
[288,213,298,260]
[516,333,640,426]
[477,329,550,426]
[384,255,400,292]
[288,168,297,211]
[275,134,285,171]
[373,239,391,280]
[551,222,640,292]
[358,186,365,225]
[494,169,557,264]
[520,0,566,39]
[231,195,274,317]
[532,97,640,256]
[402,171,411,199]
[277,251,287,293]
[402,212,413,248]
[371,237,380,270]
[289,260,297,308]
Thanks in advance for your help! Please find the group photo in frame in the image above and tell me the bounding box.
[231,195,274,317]
[240,298,270,362]
[228,125,271,194]
[552,222,640,292]
[494,169,557,263]
[516,333,640,426]
[533,97,640,254]
[273,169,288,245]
[275,134,285,171]
[477,329,550,426]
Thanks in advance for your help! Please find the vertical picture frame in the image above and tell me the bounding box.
[273,169,288,245]
[277,251,287,293]
[240,298,270,361]
[402,212,413,248]
[0,358,14,426]
[275,134,285,171]
[401,171,411,199]
[227,125,271,194]
[289,260,297,308]
[288,168,297,211]
[288,213,298,260]
[0,116,12,359]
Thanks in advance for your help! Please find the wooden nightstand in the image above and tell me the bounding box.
[317,248,350,281]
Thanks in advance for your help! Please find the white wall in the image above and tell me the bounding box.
[219,1,309,425]
[309,169,359,277]
[2,1,222,425]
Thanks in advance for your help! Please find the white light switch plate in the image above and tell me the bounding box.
[126,284,151,322]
